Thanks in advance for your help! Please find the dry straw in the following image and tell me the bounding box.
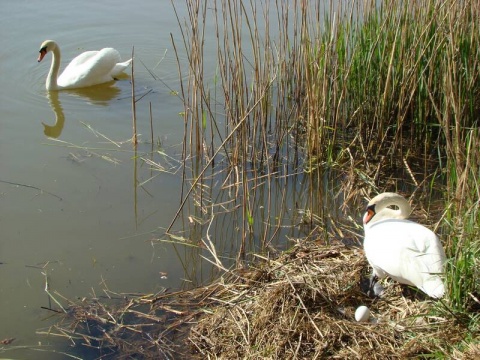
[190,243,463,359]
[42,242,468,359]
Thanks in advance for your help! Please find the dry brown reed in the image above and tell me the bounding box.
[44,241,468,359]
[39,285,219,359]
[190,242,467,359]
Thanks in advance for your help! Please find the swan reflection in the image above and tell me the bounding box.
[64,83,122,106]
[42,84,123,138]
[43,91,64,138]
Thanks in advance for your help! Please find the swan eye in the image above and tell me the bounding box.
[39,47,47,54]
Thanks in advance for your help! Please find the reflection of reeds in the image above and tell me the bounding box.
[131,47,138,145]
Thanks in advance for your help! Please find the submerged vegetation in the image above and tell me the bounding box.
[43,0,479,358]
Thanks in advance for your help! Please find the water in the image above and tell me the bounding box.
[0,1,199,358]
[0,1,355,358]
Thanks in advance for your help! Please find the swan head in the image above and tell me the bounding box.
[38,40,57,62]
[363,192,412,225]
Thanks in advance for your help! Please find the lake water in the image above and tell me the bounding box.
[0,1,353,358]
[0,1,203,358]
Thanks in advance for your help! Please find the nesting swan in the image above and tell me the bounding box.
[362,192,446,298]
[37,40,132,90]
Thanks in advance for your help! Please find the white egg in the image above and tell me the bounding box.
[355,305,370,322]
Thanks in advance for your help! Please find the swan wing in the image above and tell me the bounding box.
[58,48,122,88]
[111,58,132,76]
[364,222,415,281]
[364,219,446,297]
[407,226,446,297]
[63,50,101,69]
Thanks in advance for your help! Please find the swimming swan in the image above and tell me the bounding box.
[37,40,132,90]
[362,192,446,298]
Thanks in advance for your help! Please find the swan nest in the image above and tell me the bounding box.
[50,241,477,359]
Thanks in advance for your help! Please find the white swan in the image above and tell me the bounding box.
[362,192,446,298]
[37,40,132,90]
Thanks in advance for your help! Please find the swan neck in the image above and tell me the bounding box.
[46,46,61,90]
[396,199,411,219]
[365,194,412,226]
[376,197,411,222]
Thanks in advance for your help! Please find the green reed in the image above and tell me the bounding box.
[312,0,480,318]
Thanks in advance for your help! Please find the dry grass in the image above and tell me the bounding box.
[40,284,219,359]
[43,240,471,359]
[190,242,463,359]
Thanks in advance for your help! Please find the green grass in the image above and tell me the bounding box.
[444,127,480,317]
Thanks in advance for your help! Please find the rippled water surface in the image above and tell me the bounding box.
[0,1,197,358]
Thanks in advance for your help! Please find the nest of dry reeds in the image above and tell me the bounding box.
[189,242,465,359]
[47,241,472,359]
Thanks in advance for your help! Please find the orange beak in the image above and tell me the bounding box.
[38,49,47,62]
[363,208,375,224]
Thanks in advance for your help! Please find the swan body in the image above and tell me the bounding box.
[363,192,446,298]
[38,40,132,90]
